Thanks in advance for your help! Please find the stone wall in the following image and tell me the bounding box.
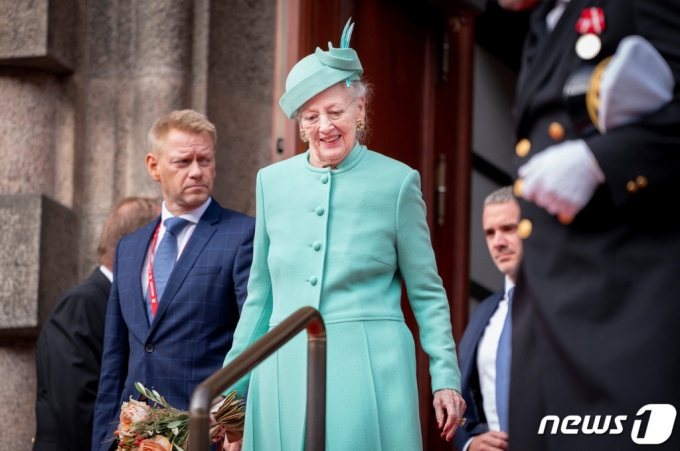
[0,338,38,450]
[0,0,276,448]
[208,0,277,215]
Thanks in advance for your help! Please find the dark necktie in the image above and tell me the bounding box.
[524,0,555,67]
[146,217,189,318]
[496,287,514,432]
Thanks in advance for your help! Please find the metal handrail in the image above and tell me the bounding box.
[189,306,326,451]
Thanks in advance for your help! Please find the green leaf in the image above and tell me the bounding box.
[167,420,184,429]
[173,444,185,451]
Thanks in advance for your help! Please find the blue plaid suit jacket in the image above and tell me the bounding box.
[92,199,254,451]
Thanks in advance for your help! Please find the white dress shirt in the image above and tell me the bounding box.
[99,265,113,283]
[463,276,515,451]
[140,198,211,296]
[547,0,570,32]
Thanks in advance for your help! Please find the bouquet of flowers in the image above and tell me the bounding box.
[111,382,245,451]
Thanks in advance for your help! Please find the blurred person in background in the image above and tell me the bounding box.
[455,187,522,451]
[34,196,160,451]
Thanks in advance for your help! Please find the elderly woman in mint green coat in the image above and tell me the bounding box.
[223,21,466,451]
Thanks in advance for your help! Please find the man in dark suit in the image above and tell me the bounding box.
[454,187,521,451]
[499,0,680,449]
[91,110,255,451]
[34,197,160,451]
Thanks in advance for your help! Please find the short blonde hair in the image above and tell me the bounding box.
[148,109,217,154]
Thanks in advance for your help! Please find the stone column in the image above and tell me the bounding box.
[0,0,279,449]
[0,77,80,451]
[207,0,276,216]
[0,72,58,196]
[0,338,39,449]
[0,0,80,448]
[79,0,195,275]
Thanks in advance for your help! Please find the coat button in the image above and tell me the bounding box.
[315,206,325,216]
[626,181,638,194]
[145,344,154,353]
[309,276,318,286]
[321,174,329,184]
[513,179,523,198]
[312,241,321,251]
[516,138,531,157]
[518,219,533,239]
[548,122,565,141]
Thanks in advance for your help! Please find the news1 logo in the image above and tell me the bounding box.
[538,404,677,445]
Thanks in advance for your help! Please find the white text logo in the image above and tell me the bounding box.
[538,404,676,445]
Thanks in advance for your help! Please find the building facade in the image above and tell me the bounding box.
[0,1,524,449]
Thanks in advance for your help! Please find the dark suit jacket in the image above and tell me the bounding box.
[511,1,680,449]
[453,290,504,451]
[34,268,112,451]
[91,199,254,451]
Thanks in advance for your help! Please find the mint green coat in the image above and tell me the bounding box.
[224,143,461,451]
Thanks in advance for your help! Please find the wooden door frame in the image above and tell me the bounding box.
[418,12,475,450]
[271,0,303,162]
[442,12,475,347]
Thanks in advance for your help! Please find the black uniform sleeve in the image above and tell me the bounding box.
[587,0,680,206]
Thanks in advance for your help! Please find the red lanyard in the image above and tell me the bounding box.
[147,221,162,316]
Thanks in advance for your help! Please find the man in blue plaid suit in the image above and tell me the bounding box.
[92,110,254,451]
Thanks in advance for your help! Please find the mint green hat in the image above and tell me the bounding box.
[279,20,363,119]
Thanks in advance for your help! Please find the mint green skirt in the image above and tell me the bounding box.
[241,319,423,451]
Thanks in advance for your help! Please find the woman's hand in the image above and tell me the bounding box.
[433,388,466,442]
[223,437,243,451]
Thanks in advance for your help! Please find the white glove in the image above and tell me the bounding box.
[518,139,605,218]
[599,35,674,132]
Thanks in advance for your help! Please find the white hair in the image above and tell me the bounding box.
[348,79,372,143]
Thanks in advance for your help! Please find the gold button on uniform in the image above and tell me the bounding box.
[626,181,638,194]
[516,138,531,157]
[514,179,523,198]
[636,175,648,189]
[548,122,565,141]
[518,219,533,239]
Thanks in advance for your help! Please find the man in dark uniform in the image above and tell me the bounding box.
[33,197,160,451]
[499,0,680,449]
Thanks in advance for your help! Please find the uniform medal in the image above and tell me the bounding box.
[576,34,602,60]
[575,7,605,60]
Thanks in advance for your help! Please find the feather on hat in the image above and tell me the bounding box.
[279,19,363,119]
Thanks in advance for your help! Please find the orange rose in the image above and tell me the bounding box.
[138,435,172,451]
[118,399,150,437]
